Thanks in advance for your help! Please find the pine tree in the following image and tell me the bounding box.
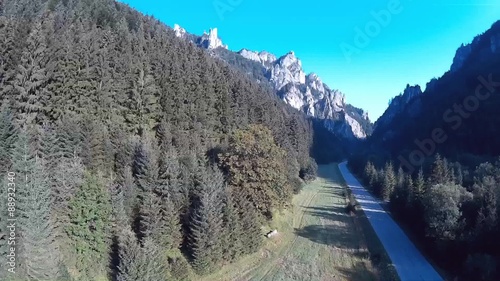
[157,147,182,204]
[12,129,60,280]
[235,190,262,255]
[414,168,426,200]
[117,229,168,281]
[125,68,159,134]
[3,20,48,125]
[132,132,158,194]
[430,154,449,185]
[139,190,181,251]
[382,162,396,201]
[52,154,84,227]
[0,104,16,174]
[189,166,225,275]
[221,190,243,262]
[65,172,112,277]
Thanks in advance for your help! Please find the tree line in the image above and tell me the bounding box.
[350,154,499,281]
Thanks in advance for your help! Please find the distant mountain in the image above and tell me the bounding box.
[369,20,500,158]
[173,24,373,140]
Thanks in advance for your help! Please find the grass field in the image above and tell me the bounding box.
[201,164,391,281]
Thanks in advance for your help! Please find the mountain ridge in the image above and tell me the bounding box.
[172,23,373,139]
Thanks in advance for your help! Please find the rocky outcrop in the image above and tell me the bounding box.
[238,49,276,67]
[173,24,186,38]
[173,24,227,50]
[374,85,422,134]
[197,28,228,49]
[270,51,306,90]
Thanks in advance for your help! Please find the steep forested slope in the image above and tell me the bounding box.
[371,21,500,161]
[350,21,500,281]
[0,0,342,280]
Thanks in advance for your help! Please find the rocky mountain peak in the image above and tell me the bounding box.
[198,28,227,50]
[173,24,186,38]
[271,51,306,90]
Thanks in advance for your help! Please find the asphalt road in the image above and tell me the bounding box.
[338,162,444,281]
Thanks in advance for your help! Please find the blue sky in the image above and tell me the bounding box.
[120,0,500,120]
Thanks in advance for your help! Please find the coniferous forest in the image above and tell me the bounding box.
[0,0,342,280]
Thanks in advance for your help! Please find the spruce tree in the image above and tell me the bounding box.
[382,162,396,201]
[139,190,182,251]
[0,104,16,174]
[430,154,449,185]
[4,20,48,125]
[189,166,225,274]
[117,229,168,281]
[12,129,60,280]
[65,172,112,277]
[235,191,262,255]
[221,190,243,262]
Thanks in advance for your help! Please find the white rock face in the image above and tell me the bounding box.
[271,57,367,139]
[345,114,366,139]
[198,28,227,49]
[238,49,277,67]
[270,51,306,90]
[173,24,186,38]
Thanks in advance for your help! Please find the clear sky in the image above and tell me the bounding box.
[119,0,500,120]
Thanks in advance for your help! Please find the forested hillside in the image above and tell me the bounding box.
[0,0,339,280]
[349,21,500,281]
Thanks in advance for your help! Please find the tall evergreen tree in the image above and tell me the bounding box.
[382,162,396,201]
[65,172,112,278]
[12,129,60,280]
[189,166,225,274]
[117,229,168,281]
[0,104,16,174]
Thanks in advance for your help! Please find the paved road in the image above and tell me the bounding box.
[338,162,444,281]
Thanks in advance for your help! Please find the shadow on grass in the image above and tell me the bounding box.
[293,224,354,248]
[337,261,378,281]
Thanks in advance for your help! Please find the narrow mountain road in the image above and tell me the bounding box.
[338,162,444,281]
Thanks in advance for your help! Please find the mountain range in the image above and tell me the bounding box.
[173,24,373,139]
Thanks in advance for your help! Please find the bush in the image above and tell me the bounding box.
[299,160,318,183]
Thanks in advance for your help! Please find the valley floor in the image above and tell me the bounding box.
[202,164,382,281]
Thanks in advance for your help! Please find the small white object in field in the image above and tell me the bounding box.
[266,229,278,238]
